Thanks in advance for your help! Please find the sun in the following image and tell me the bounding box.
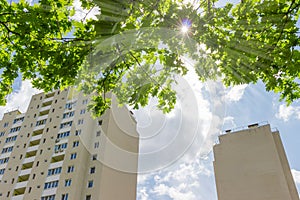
[180,18,192,35]
[181,25,189,33]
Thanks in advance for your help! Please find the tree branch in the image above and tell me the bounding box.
[0,21,20,36]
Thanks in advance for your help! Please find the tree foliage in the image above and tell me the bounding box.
[1,0,300,115]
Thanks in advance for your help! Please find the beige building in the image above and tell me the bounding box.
[0,88,139,200]
[213,123,299,200]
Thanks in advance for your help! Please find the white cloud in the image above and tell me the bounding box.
[152,183,197,200]
[292,169,300,184]
[225,84,248,102]
[138,154,217,200]
[275,104,300,122]
[0,81,41,119]
[71,0,100,22]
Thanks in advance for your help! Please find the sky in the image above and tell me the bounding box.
[1,72,300,200]
[1,0,300,199]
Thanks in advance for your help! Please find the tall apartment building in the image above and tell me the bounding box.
[213,123,299,200]
[0,88,139,200]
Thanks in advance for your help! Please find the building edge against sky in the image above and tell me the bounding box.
[0,88,139,200]
[213,123,299,200]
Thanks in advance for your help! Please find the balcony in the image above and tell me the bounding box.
[18,174,29,182]
[12,194,24,200]
[36,114,48,122]
[33,124,45,131]
[26,145,39,153]
[14,181,28,189]
[42,96,54,104]
[22,161,33,170]
[30,134,42,142]
[39,105,51,113]
[32,129,43,136]
[53,148,65,156]
[23,156,35,164]
[45,174,60,182]
[48,161,63,169]
[42,188,57,197]
[51,154,64,163]
[19,168,32,176]
[0,152,12,158]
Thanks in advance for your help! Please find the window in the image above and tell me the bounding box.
[75,129,81,136]
[60,121,72,129]
[90,167,95,174]
[73,141,79,147]
[92,154,97,160]
[5,135,17,143]
[88,180,93,188]
[61,193,69,200]
[82,99,88,105]
[67,166,74,173]
[62,111,75,119]
[57,131,70,139]
[36,119,47,126]
[0,169,5,175]
[70,153,77,160]
[96,131,101,137]
[9,126,21,133]
[98,120,102,126]
[0,132,4,137]
[1,146,13,154]
[13,117,24,124]
[65,101,76,109]
[80,109,86,114]
[4,122,9,127]
[65,179,72,187]
[54,143,68,151]
[0,157,9,164]
[44,180,59,189]
[78,119,84,125]
[86,195,91,200]
[94,142,99,149]
[47,167,62,176]
[41,195,55,200]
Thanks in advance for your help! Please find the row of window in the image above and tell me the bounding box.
[47,167,62,176]
[44,180,59,189]
[3,122,9,127]
[5,135,17,143]
[60,121,72,129]
[54,143,68,151]
[57,131,70,139]
[13,117,24,124]
[65,101,76,109]
[1,146,13,154]
[41,195,55,200]
[63,111,75,119]
[0,132,4,137]
[36,119,47,126]
[0,157,9,164]
[9,126,21,133]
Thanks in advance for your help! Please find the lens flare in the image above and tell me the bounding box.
[181,18,192,34]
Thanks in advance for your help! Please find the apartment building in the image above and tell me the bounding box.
[0,88,139,200]
[213,123,299,200]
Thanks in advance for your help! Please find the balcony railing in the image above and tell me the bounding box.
[19,168,32,176]
[14,181,28,189]
[23,156,35,164]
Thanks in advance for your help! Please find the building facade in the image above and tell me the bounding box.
[0,88,139,200]
[213,123,299,200]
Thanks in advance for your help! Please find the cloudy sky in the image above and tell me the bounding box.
[1,69,299,200]
[1,0,300,199]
